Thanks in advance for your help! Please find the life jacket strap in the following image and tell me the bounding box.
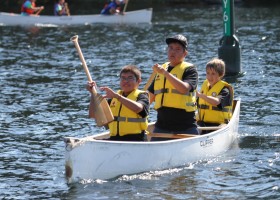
[114,116,146,122]
[198,104,231,112]
[155,88,195,97]
[154,88,168,95]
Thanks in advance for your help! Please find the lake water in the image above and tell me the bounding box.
[0,4,279,200]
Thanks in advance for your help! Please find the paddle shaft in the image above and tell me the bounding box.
[35,7,44,16]
[64,3,70,16]
[123,0,129,13]
[70,35,97,94]
[70,35,114,127]
[143,71,156,91]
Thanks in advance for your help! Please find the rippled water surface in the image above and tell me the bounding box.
[0,4,279,200]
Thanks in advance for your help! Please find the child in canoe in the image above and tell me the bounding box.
[196,58,234,134]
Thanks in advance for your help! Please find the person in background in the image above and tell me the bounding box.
[101,0,126,15]
[148,34,199,140]
[21,0,44,16]
[54,0,70,16]
[86,65,149,142]
[196,58,233,134]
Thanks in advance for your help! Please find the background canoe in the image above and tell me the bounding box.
[0,8,152,26]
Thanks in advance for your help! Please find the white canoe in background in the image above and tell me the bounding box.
[0,8,152,26]
[64,99,240,182]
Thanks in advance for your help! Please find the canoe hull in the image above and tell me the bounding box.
[0,8,152,26]
[65,100,240,182]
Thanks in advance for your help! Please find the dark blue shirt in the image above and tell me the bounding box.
[101,2,118,15]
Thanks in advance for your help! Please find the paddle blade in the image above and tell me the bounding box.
[92,93,114,127]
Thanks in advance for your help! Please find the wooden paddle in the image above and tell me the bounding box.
[64,2,70,16]
[71,35,114,127]
[123,0,129,13]
[35,6,44,16]
[143,71,156,91]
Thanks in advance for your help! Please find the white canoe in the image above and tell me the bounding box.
[64,99,240,182]
[0,8,152,26]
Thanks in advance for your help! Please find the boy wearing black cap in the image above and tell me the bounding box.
[148,34,199,140]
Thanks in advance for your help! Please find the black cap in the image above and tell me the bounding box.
[166,34,188,50]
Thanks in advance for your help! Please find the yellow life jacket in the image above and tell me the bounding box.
[154,62,197,112]
[109,89,148,136]
[197,80,233,124]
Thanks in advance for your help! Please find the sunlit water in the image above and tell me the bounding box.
[0,4,279,200]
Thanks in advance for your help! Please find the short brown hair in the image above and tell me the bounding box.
[119,65,141,80]
[206,58,225,77]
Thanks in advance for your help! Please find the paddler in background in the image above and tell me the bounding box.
[100,0,126,15]
[21,0,44,16]
[54,0,70,16]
